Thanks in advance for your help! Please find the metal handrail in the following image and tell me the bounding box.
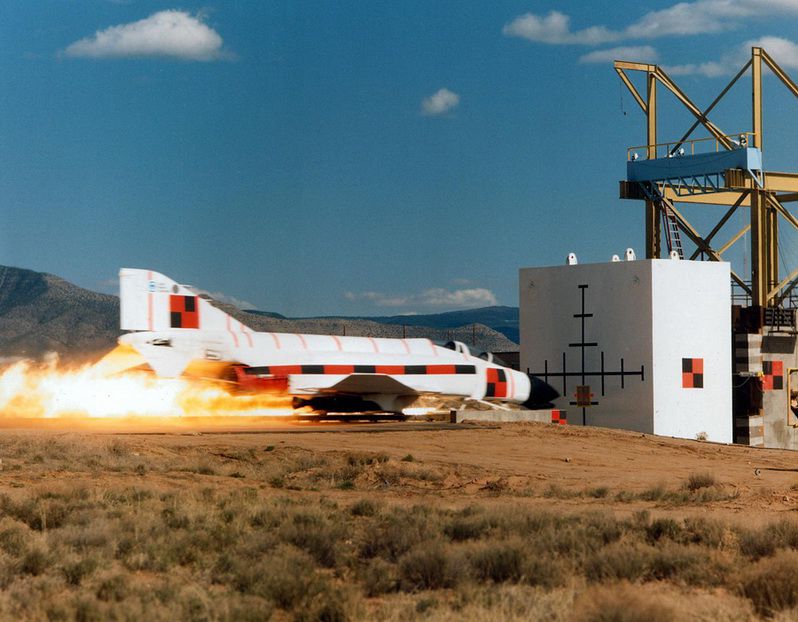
[628,132,756,161]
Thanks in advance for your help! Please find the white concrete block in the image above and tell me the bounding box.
[519,259,731,443]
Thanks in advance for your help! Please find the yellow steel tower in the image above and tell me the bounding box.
[616,47,798,314]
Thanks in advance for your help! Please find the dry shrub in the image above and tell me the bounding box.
[573,583,676,622]
[646,518,683,543]
[584,542,652,583]
[362,558,398,596]
[639,484,667,501]
[349,499,379,518]
[345,451,389,466]
[399,543,464,591]
[19,545,51,576]
[740,550,798,616]
[0,522,29,556]
[62,556,98,586]
[685,472,716,491]
[279,510,345,568]
[359,506,431,562]
[681,516,727,548]
[544,484,579,499]
[444,514,491,542]
[96,573,129,602]
[0,494,72,531]
[236,545,320,609]
[587,486,609,499]
[740,519,798,560]
[468,539,526,583]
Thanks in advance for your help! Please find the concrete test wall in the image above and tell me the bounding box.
[519,259,731,443]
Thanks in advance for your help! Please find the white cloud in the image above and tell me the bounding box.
[580,46,658,65]
[503,11,618,45]
[345,287,497,310]
[663,61,729,77]
[63,10,228,61]
[663,36,798,76]
[421,88,460,116]
[504,2,798,46]
[748,35,798,68]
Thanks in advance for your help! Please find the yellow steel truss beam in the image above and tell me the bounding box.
[689,191,749,260]
[614,68,646,113]
[769,268,798,301]
[717,224,750,256]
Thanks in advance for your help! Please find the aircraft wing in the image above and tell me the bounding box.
[319,374,421,396]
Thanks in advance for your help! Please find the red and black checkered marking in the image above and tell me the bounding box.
[551,410,567,425]
[682,358,704,388]
[763,360,784,391]
[170,295,199,329]
[485,368,508,398]
[244,364,476,376]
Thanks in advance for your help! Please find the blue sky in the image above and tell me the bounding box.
[1,1,797,315]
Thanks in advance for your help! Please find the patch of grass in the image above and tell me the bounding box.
[739,519,798,559]
[740,550,798,616]
[584,542,652,583]
[543,484,579,499]
[685,472,716,491]
[19,546,50,576]
[62,556,98,586]
[646,518,682,543]
[346,451,389,466]
[401,454,415,462]
[639,484,667,501]
[361,558,398,596]
[399,543,463,591]
[349,499,379,517]
[444,514,491,542]
[96,574,129,602]
[586,486,609,499]
[468,540,526,583]
[574,583,676,622]
[360,506,432,562]
[280,511,344,568]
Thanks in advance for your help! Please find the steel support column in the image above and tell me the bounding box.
[646,71,660,258]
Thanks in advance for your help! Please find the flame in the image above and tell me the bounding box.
[0,349,301,426]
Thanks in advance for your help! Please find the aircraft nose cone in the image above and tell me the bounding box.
[523,375,560,408]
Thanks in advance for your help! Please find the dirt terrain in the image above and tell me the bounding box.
[2,420,798,620]
[103,419,798,522]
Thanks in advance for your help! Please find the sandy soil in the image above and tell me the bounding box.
[18,419,796,523]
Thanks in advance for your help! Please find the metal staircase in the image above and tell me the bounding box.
[662,205,684,258]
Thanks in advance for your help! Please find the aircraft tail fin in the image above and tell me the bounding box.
[119,268,250,335]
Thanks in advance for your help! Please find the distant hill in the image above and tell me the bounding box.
[347,306,519,344]
[0,266,119,361]
[0,266,518,360]
[244,307,520,344]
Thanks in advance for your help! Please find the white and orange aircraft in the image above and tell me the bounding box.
[117,268,550,414]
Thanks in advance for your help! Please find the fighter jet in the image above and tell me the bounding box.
[117,269,554,414]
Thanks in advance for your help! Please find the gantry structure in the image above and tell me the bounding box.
[616,47,798,311]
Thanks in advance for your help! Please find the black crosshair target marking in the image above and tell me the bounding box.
[528,284,645,425]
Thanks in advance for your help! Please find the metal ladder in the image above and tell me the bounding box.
[662,205,684,259]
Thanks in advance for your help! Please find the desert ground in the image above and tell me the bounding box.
[2,419,798,620]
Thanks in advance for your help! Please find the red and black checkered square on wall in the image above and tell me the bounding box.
[682,358,704,389]
[169,295,200,329]
[763,360,784,391]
